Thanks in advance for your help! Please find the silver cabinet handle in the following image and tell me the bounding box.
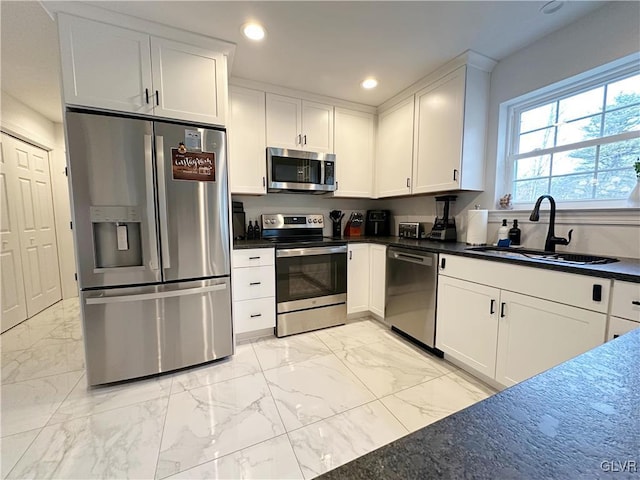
[145,88,150,105]
[297,134,302,145]
[156,136,171,269]
[85,283,227,304]
[490,299,496,314]
[262,176,266,188]
[249,282,262,286]
[453,169,458,181]
[349,250,353,260]
[303,134,307,145]
[144,135,159,271]
[250,313,262,318]
[406,178,410,188]
[155,90,160,106]
[249,256,261,260]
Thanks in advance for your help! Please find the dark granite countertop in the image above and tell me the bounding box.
[319,328,640,480]
[233,236,640,282]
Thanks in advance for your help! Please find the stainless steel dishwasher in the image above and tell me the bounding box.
[386,247,441,356]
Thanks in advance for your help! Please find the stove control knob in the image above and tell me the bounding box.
[308,218,312,223]
[318,218,323,223]
[313,219,318,223]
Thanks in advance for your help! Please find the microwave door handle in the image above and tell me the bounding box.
[144,135,159,271]
[155,135,171,269]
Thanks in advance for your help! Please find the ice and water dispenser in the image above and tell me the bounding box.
[90,206,143,269]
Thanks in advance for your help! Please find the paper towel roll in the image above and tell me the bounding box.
[466,209,488,245]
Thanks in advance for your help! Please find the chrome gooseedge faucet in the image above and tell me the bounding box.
[529,195,573,253]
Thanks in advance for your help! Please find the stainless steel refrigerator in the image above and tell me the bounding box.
[66,109,233,386]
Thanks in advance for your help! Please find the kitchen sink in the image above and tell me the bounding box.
[466,246,619,265]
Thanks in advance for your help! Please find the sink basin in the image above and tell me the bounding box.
[466,246,619,265]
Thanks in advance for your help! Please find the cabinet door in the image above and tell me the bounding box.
[496,291,606,387]
[369,244,386,318]
[412,67,465,194]
[610,280,640,322]
[436,276,499,378]
[229,86,267,194]
[334,108,375,197]
[58,14,153,115]
[606,316,640,341]
[347,244,370,314]
[302,101,334,153]
[376,97,414,198]
[151,37,227,125]
[266,94,302,149]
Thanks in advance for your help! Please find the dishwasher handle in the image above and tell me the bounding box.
[389,249,433,266]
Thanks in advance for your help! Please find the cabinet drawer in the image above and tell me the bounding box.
[610,280,640,321]
[233,298,276,334]
[233,248,275,268]
[439,254,610,314]
[232,266,275,301]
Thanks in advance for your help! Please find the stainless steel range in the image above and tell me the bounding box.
[261,214,347,337]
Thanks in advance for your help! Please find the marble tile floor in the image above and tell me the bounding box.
[1,299,496,479]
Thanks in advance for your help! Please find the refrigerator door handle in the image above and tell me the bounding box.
[155,135,171,269]
[85,283,227,305]
[144,134,160,271]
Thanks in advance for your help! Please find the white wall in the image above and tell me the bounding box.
[461,1,640,258]
[1,91,78,298]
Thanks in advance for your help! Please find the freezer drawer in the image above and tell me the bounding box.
[81,278,233,385]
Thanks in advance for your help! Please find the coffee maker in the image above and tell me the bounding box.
[329,210,344,238]
[428,195,457,242]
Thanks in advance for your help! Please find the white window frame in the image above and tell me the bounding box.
[501,55,640,210]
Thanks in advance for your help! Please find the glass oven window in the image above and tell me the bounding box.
[272,156,322,184]
[276,252,346,303]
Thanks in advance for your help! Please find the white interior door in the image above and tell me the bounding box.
[0,136,27,331]
[2,134,61,318]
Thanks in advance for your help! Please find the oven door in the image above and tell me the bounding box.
[276,245,347,312]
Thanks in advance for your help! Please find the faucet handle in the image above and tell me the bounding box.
[567,229,573,245]
[557,229,573,246]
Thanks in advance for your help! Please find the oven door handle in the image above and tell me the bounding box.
[276,245,347,257]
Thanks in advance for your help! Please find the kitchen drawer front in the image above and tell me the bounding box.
[233,297,276,333]
[233,248,275,268]
[610,280,640,321]
[232,266,275,301]
[438,254,610,314]
[607,315,640,341]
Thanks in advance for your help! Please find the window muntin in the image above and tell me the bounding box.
[509,70,640,204]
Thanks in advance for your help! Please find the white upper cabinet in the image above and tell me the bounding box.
[333,108,375,197]
[266,93,333,153]
[58,14,153,115]
[150,37,227,125]
[58,14,228,125]
[229,86,267,194]
[412,65,489,193]
[375,96,414,198]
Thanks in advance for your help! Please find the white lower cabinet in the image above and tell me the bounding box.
[606,280,640,340]
[347,244,370,315]
[436,276,499,378]
[436,254,608,388]
[495,291,606,387]
[232,249,275,335]
[369,244,387,318]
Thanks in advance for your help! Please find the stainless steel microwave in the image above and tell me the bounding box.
[267,147,336,193]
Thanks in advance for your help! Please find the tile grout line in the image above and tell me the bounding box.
[153,395,172,480]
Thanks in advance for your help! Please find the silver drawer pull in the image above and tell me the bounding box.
[249,282,262,286]
[249,256,261,260]
[250,314,262,318]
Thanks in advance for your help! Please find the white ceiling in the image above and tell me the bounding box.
[1,1,608,124]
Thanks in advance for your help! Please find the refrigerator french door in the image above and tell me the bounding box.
[66,109,232,385]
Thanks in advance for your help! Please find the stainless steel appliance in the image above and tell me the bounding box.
[66,109,233,385]
[261,214,347,337]
[398,222,430,239]
[386,247,441,356]
[428,195,457,242]
[267,147,336,193]
[365,210,391,236]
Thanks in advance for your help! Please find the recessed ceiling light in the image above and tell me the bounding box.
[361,78,378,89]
[540,1,564,15]
[242,23,265,41]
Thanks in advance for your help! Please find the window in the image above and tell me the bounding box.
[506,62,640,205]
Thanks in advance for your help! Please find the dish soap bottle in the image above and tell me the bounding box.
[497,219,509,241]
[508,219,521,246]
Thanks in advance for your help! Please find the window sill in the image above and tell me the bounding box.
[488,206,640,226]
